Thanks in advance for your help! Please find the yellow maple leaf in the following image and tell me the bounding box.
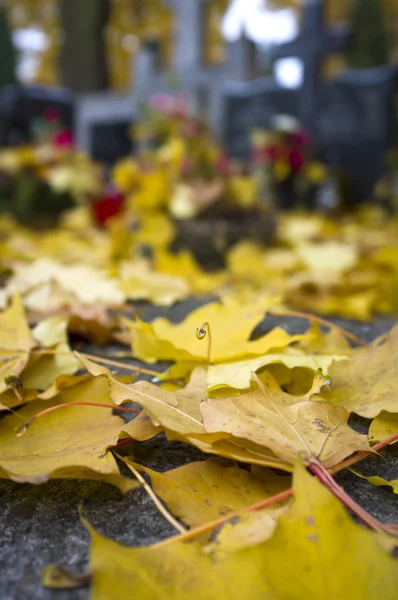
[0,377,137,492]
[0,294,36,395]
[201,371,369,469]
[126,298,301,364]
[329,324,398,418]
[79,460,398,600]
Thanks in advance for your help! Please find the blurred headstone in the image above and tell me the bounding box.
[223,0,397,203]
[0,84,74,146]
[76,0,256,160]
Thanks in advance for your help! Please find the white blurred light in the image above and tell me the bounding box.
[222,0,298,45]
[13,27,48,53]
[275,58,303,88]
[12,27,49,82]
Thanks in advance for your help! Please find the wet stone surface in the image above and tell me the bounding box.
[0,300,397,599]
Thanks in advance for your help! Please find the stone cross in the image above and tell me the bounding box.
[167,0,209,76]
[270,0,350,127]
[135,0,256,131]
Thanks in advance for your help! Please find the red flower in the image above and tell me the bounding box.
[92,189,125,226]
[289,147,305,173]
[54,128,74,148]
[43,107,61,123]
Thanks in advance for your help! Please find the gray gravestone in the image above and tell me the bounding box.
[75,0,257,160]
[269,0,350,129]
[223,0,397,203]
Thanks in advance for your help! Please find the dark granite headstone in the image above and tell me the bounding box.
[0,84,74,146]
[269,0,350,129]
[223,0,397,202]
[89,120,133,165]
[315,66,396,201]
[223,78,299,158]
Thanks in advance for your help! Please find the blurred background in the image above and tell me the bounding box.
[0,0,397,234]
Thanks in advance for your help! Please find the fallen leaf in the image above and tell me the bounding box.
[121,410,163,441]
[119,263,190,307]
[127,298,304,364]
[369,412,398,443]
[207,349,345,391]
[201,371,369,469]
[85,459,398,600]
[329,324,398,418]
[350,470,398,494]
[124,458,290,530]
[156,248,227,294]
[81,356,206,437]
[295,241,359,282]
[6,259,125,308]
[0,294,36,394]
[0,377,136,490]
[21,316,80,391]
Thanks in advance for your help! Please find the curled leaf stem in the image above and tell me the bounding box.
[196,321,212,364]
[15,402,140,436]
[268,307,365,346]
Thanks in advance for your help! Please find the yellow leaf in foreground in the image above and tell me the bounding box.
[127,299,303,364]
[329,324,398,418]
[0,294,36,394]
[0,377,134,490]
[124,458,289,530]
[201,372,369,468]
[207,349,346,391]
[86,461,398,600]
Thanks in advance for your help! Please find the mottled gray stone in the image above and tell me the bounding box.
[0,302,397,599]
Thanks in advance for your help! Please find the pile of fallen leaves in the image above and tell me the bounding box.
[0,275,398,597]
[1,174,398,597]
[1,205,397,321]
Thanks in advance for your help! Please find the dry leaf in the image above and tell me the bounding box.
[124,458,290,530]
[21,316,80,392]
[126,298,304,364]
[119,263,190,306]
[6,259,125,309]
[207,349,346,391]
[201,371,369,469]
[0,294,36,394]
[369,412,398,444]
[0,377,136,490]
[351,470,398,495]
[329,324,398,418]
[85,460,398,600]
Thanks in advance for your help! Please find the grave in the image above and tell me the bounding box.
[223,0,398,203]
[0,84,74,146]
[75,0,257,161]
